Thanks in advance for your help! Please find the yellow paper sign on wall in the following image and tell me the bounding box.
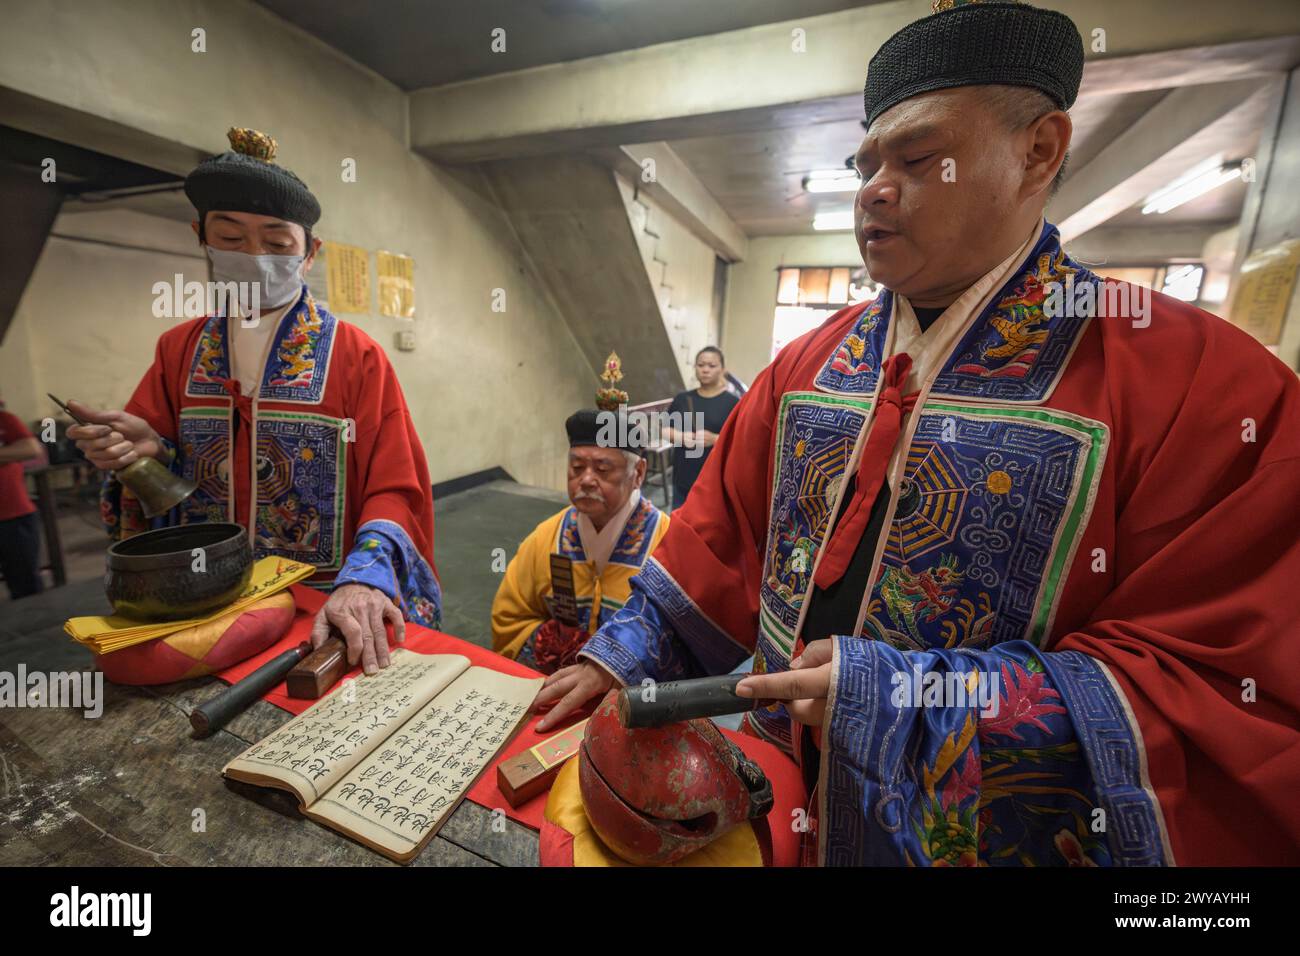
[1230,239,1300,347]
[377,251,416,319]
[324,241,370,314]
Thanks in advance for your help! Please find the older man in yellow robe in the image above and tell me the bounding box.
[493,404,669,674]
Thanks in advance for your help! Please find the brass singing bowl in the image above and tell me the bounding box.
[105,523,252,621]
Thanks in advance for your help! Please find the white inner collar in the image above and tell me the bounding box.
[227,298,296,397]
[575,488,641,574]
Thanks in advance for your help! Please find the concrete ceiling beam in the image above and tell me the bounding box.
[1051,77,1274,242]
[408,1,1300,163]
[590,143,750,262]
[1066,223,1227,265]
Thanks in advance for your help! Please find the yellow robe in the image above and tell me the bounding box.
[492,496,669,660]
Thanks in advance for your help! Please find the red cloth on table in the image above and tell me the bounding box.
[214,584,578,830]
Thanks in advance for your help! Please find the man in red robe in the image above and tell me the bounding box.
[69,128,439,674]
[536,1,1300,865]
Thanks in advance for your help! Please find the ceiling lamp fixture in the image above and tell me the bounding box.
[813,209,855,231]
[1142,159,1243,215]
[803,168,861,194]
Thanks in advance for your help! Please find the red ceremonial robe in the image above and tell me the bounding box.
[580,221,1300,866]
[103,288,442,625]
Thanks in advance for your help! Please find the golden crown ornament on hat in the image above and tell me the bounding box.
[227,127,277,162]
[931,0,1006,11]
[595,351,629,412]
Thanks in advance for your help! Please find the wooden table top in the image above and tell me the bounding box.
[0,579,540,867]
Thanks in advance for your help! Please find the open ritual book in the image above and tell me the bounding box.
[223,649,543,863]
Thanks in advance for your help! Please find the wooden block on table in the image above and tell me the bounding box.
[497,718,589,808]
[286,636,348,699]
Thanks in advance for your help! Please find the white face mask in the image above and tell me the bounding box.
[206,247,305,315]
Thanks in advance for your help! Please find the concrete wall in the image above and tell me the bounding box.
[0,0,592,491]
[0,291,38,418]
[481,154,684,404]
[1,209,204,419]
[617,175,720,394]
[721,232,862,384]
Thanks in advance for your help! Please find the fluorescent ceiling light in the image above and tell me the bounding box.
[1161,264,1204,302]
[1142,160,1242,215]
[813,209,855,231]
[803,169,861,193]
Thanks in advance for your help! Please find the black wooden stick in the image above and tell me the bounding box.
[617,674,763,729]
[191,642,310,737]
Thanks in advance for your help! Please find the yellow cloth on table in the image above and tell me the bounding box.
[544,758,763,867]
[491,502,670,659]
[65,556,316,654]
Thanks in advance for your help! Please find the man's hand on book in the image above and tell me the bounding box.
[533,661,616,732]
[314,583,406,675]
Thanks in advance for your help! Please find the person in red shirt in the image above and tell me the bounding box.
[0,395,44,598]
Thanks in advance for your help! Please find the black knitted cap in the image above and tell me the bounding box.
[185,128,321,229]
[863,1,1084,131]
[566,409,646,456]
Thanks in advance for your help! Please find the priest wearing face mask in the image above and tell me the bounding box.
[67,128,440,674]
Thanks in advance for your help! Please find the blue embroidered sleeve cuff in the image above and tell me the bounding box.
[821,637,1165,867]
[1039,650,1172,866]
[630,560,751,675]
[335,519,443,629]
[336,531,402,601]
[578,586,704,687]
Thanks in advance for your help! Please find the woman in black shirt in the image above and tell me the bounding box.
[665,347,741,510]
